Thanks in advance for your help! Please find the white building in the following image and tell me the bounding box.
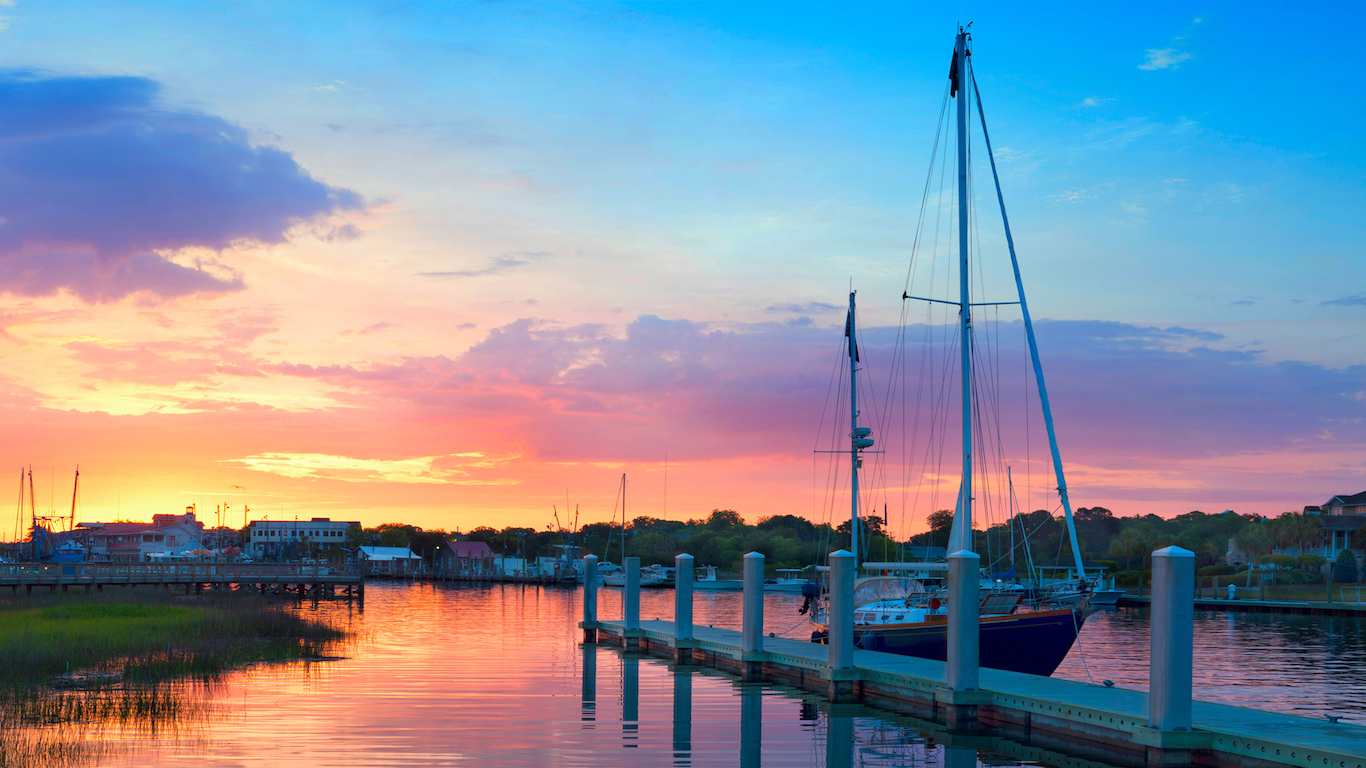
[354,546,423,575]
[246,518,359,557]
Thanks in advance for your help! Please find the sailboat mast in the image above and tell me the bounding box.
[621,473,627,559]
[955,28,974,552]
[969,71,1087,582]
[847,290,861,567]
[69,467,79,527]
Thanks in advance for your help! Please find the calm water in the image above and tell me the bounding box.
[17,583,1366,766]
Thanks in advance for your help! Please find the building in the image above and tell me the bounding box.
[1319,491,1366,560]
[75,508,207,562]
[439,541,495,577]
[354,545,423,575]
[245,518,359,558]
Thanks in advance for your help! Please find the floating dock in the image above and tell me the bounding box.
[1119,594,1366,617]
[586,617,1365,768]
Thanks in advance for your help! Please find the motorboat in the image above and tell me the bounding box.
[764,568,817,593]
[692,564,742,590]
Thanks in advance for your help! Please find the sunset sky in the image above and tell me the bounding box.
[1,1,1363,539]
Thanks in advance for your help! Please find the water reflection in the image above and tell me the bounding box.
[582,643,596,725]
[740,684,761,768]
[672,667,691,765]
[824,707,853,768]
[622,654,639,747]
[10,583,1360,767]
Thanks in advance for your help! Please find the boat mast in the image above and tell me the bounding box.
[955,27,973,553]
[846,291,871,567]
[969,69,1087,582]
[621,473,627,560]
[69,467,79,528]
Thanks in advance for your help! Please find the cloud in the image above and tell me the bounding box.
[418,251,549,278]
[357,321,392,335]
[1139,48,1193,70]
[0,69,363,302]
[1079,96,1115,108]
[765,301,840,314]
[1322,294,1366,307]
[224,452,518,485]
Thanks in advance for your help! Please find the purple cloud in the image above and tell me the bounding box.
[0,69,363,302]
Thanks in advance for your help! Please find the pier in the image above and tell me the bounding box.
[1118,594,1366,617]
[0,561,365,597]
[581,550,1366,768]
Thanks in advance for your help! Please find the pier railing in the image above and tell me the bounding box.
[0,561,362,585]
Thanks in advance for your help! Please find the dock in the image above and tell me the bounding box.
[1118,594,1366,617]
[0,561,365,597]
[582,552,1366,768]
[587,617,1366,768]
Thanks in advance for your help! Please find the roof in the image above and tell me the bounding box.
[356,546,421,561]
[445,541,494,558]
[1324,491,1366,507]
[85,522,155,535]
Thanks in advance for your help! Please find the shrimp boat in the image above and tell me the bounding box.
[807,28,1092,677]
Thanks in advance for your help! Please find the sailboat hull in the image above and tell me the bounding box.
[819,607,1086,677]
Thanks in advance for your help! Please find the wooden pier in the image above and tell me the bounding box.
[1118,594,1366,617]
[0,562,364,598]
[586,617,1366,768]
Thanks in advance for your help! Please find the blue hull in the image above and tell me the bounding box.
[850,608,1086,677]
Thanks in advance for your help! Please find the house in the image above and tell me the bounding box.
[75,508,207,562]
[354,545,423,575]
[1318,491,1366,560]
[246,518,359,558]
[439,541,495,577]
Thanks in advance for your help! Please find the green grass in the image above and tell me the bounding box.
[0,592,346,689]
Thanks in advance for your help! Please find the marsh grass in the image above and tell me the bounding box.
[0,591,346,688]
[0,591,346,767]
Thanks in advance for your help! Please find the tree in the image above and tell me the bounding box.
[705,509,744,530]
[1108,526,1157,572]
[1234,523,1272,587]
[1333,550,1358,584]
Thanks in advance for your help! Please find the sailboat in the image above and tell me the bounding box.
[599,473,671,588]
[807,28,1091,677]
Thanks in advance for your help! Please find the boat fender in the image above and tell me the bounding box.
[929,597,941,610]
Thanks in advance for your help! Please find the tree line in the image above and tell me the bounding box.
[339,507,1339,582]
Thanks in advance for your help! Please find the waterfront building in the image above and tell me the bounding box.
[353,545,423,575]
[75,508,207,562]
[440,540,495,577]
[245,518,359,559]
[1319,491,1365,560]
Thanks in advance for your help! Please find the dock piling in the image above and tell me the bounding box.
[675,553,694,663]
[624,556,640,648]
[582,554,599,643]
[828,549,856,701]
[741,551,764,679]
[1149,545,1195,731]
[945,549,980,691]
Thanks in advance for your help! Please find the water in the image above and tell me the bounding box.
[11,583,1366,767]
[1055,606,1366,720]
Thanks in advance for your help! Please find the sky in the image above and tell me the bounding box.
[0,1,1363,539]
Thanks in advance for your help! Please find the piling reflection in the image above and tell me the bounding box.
[740,683,762,767]
[581,643,597,725]
[824,707,853,768]
[671,666,691,765]
[621,654,639,747]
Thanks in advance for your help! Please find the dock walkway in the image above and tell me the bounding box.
[1119,594,1366,617]
[0,562,363,597]
[589,618,1366,768]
